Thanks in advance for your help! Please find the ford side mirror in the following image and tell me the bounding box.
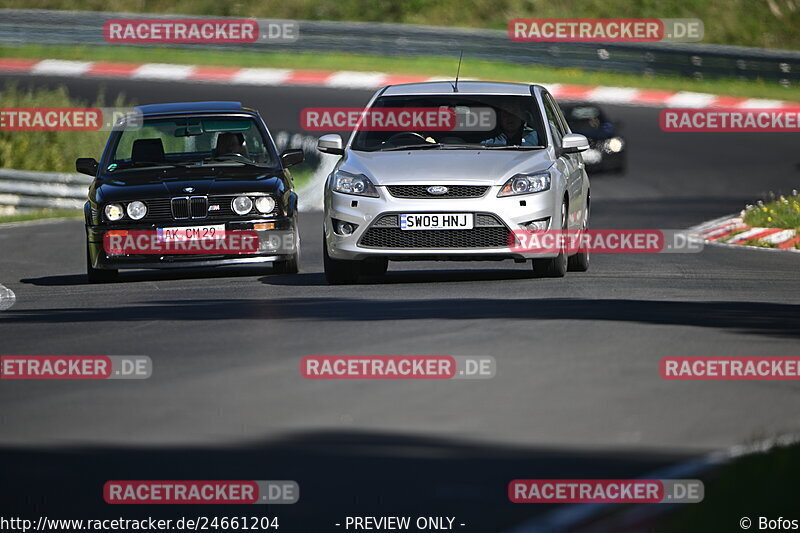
[560,133,590,155]
[317,134,344,155]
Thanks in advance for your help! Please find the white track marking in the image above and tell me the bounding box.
[31,59,92,76]
[0,283,15,311]
[232,68,292,85]
[132,63,194,80]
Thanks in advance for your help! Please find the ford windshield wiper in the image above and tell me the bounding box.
[378,143,444,151]
[478,145,545,150]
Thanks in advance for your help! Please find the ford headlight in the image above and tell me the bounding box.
[498,173,550,197]
[126,201,147,220]
[331,170,379,197]
[104,203,124,221]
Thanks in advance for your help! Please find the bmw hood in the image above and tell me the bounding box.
[94,167,284,203]
[339,149,554,186]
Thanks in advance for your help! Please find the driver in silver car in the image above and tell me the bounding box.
[481,102,540,146]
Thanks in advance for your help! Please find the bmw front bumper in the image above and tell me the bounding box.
[87,216,298,270]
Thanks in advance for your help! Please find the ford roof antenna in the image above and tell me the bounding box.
[452,50,463,93]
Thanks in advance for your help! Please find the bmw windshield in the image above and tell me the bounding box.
[107,116,276,171]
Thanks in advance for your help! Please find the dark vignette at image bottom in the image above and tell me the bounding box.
[0,434,689,532]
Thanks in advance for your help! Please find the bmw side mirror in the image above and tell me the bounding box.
[560,133,590,155]
[76,157,98,176]
[317,134,344,155]
[280,149,304,168]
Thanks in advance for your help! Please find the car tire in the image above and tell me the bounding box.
[361,257,388,277]
[568,208,590,272]
[532,201,568,278]
[273,252,299,274]
[323,236,360,284]
[86,245,118,283]
[567,237,590,272]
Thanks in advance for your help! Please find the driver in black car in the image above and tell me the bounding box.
[214,132,249,157]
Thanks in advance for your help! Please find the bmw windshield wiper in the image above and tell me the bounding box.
[115,161,195,169]
[201,156,270,168]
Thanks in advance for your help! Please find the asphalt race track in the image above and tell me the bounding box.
[1,74,799,531]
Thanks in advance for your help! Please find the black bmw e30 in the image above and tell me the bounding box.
[78,101,304,283]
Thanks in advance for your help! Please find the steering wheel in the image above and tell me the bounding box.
[385,132,428,145]
[214,152,253,162]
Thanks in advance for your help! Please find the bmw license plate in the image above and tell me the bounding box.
[400,213,473,230]
[157,225,226,241]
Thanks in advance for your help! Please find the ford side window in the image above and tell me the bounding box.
[542,94,565,148]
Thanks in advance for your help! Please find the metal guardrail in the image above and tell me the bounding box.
[1,9,799,85]
[0,168,90,210]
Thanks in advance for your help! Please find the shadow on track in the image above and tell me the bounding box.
[262,269,534,286]
[20,266,282,286]
[0,430,690,532]
[2,297,799,339]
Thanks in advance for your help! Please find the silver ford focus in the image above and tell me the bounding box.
[318,81,591,284]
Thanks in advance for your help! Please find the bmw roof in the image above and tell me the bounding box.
[381,81,542,96]
[134,101,246,115]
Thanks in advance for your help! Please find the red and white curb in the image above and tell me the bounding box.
[1,57,797,109]
[690,214,800,252]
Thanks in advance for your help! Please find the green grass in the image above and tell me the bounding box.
[0,82,130,172]
[661,441,800,532]
[3,44,800,103]
[0,208,82,223]
[742,192,800,230]
[290,166,316,190]
[7,0,800,50]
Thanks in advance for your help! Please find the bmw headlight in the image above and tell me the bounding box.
[104,203,124,221]
[232,195,253,215]
[498,173,551,197]
[255,196,276,214]
[604,137,624,153]
[331,170,379,197]
[126,201,147,220]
